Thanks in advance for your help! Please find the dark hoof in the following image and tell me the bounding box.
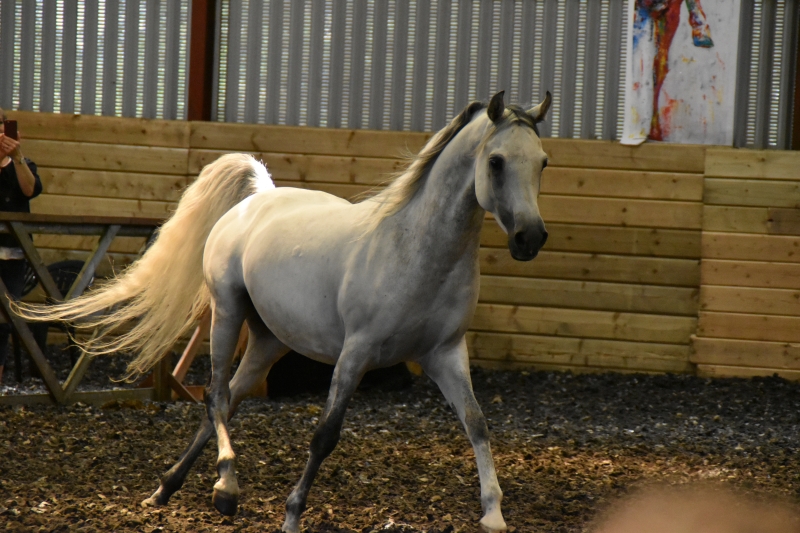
[213,489,238,516]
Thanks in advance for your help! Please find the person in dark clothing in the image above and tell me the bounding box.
[0,108,43,383]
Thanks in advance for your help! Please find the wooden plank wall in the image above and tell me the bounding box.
[469,141,703,374]
[8,111,799,378]
[693,148,800,379]
[11,111,191,276]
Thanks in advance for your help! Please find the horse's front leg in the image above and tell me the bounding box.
[282,340,372,533]
[205,300,248,516]
[420,338,507,533]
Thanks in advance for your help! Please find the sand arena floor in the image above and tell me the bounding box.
[2,364,800,532]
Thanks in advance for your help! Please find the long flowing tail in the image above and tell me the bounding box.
[13,153,273,378]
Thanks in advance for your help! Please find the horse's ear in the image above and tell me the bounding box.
[528,91,552,123]
[487,91,506,123]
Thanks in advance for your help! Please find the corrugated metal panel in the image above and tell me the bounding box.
[0,0,188,120]
[60,0,78,113]
[776,0,799,148]
[163,0,181,120]
[266,0,285,125]
[431,0,451,130]
[306,0,325,126]
[559,0,579,138]
[327,0,346,128]
[141,0,159,119]
[81,0,99,115]
[19,1,36,111]
[348,0,368,129]
[0,1,15,109]
[581,0,600,138]
[754,0,776,148]
[286,0,306,126]
[369,0,388,129]
[517,0,536,108]
[244,0,264,124]
[40,0,57,113]
[453,0,472,114]
[410,0,430,131]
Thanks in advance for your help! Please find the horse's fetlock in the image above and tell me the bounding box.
[216,457,237,477]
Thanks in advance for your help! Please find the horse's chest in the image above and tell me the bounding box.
[353,266,479,359]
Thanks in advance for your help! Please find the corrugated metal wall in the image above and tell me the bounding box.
[0,0,190,120]
[0,0,797,147]
[215,0,630,139]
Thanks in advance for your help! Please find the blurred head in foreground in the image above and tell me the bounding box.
[591,484,800,533]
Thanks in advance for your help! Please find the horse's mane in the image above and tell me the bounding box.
[359,100,539,231]
[360,100,487,230]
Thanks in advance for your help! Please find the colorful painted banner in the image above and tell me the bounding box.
[622,0,742,145]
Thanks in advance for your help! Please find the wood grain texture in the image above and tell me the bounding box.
[188,149,406,181]
[697,311,800,343]
[471,358,692,374]
[704,178,800,208]
[702,232,800,262]
[479,275,698,315]
[467,331,690,360]
[542,167,703,200]
[481,223,701,258]
[543,139,705,172]
[691,336,800,369]
[701,259,800,290]
[700,285,800,316]
[705,148,800,180]
[467,331,692,373]
[471,303,695,344]
[539,195,702,229]
[32,194,177,219]
[479,248,700,286]
[190,122,433,158]
[24,139,189,175]
[696,364,800,381]
[39,168,190,201]
[7,110,191,148]
[703,205,800,235]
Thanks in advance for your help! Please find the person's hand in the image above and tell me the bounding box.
[0,134,21,160]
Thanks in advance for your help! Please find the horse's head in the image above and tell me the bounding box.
[475,91,551,261]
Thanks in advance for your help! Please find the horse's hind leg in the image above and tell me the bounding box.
[142,314,289,508]
[420,338,507,533]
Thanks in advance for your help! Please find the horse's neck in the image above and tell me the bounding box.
[388,118,488,261]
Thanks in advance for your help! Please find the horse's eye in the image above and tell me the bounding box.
[488,155,504,173]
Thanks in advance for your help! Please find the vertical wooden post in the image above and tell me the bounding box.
[152,357,172,402]
[188,0,218,121]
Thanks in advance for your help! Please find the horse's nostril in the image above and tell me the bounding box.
[541,230,548,246]
[514,232,527,249]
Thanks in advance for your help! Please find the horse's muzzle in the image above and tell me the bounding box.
[509,225,548,261]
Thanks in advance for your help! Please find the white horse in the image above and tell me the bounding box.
[15,91,551,533]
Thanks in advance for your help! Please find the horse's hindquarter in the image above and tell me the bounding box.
[231,188,362,362]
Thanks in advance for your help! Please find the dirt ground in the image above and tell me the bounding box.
[2,363,800,532]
